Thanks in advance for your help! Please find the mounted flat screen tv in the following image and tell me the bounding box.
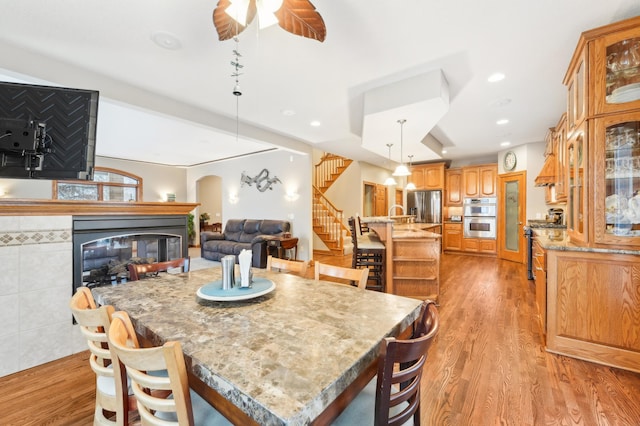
[0,81,98,180]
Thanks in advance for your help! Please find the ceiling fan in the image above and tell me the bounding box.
[212,0,326,42]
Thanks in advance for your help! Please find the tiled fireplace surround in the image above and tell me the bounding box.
[0,215,83,376]
[0,200,197,377]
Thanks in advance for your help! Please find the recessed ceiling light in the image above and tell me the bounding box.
[281,109,296,116]
[441,149,447,154]
[488,73,505,83]
[310,120,321,127]
[500,141,511,147]
[496,119,509,125]
[151,31,182,50]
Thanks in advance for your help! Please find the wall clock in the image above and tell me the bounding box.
[504,151,517,171]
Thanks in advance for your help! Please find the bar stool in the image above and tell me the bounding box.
[357,216,370,237]
[348,217,385,292]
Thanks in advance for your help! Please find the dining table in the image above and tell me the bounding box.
[91,266,423,425]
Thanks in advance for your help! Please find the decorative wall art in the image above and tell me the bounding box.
[241,168,281,192]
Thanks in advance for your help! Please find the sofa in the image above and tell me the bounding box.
[200,219,291,268]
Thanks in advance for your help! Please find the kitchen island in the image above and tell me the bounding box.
[533,228,640,373]
[361,217,441,302]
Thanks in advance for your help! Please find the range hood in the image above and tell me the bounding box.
[534,154,556,186]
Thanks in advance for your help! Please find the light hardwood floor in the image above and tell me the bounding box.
[1,252,639,425]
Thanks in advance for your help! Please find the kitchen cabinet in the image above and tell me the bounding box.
[532,237,547,335]
[445,168,462,206]
[566,122,589,244]
[592,112,640,247]
[462,164,497,198]
[542,114,569,204]
[554,114,568,202]
[462,238,496,254]
[443,222,463,251]
[561,16,640,249]
[392,236,440,301]
[565,45,587,136]
[587,20,640,117]
[540,16,640,375]
[546,249,640,373]
[410,162,445,190]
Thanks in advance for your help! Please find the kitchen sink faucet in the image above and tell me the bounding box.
[389,204,405,217]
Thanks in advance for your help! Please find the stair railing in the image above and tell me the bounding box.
[314,153,349,191]
[313,185,349,250]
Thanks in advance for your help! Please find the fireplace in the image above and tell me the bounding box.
[73,215,188,291]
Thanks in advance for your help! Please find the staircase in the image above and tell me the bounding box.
[313,154,353,255]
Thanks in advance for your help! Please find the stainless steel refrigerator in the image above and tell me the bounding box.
[407,190,442,223]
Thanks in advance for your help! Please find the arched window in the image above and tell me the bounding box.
[53,167,143,201]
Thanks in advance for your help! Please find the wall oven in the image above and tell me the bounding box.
[463,197,497,239]
[463,197,497,217]
[464,216,497,238]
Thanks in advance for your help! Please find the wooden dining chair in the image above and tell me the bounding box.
[128,257,190,281]
[266,255,308,276]
[107,311,231,426]
[314,262,369,289]
[69,287,135,425]
[332,300,440,426]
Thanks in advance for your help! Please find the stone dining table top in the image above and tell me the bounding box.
[91,267,422,425]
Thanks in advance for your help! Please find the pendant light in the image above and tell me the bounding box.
[392,119,411,176]
[384,143,397,186]
[405,155,416,190]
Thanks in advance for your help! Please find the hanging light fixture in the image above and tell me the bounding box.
[231,36,243,142]
[225,0,283,29]
[214,0,326,42]
[384,143,397,186]
[405,154,416,190]
[392,119,411,176]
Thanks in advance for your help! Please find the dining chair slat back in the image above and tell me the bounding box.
[107,311,231,426]
[266,255,308,276]
[128,257,190,281]
[314,262,369,289]
[69,287,133,425]
[332,299,439,426]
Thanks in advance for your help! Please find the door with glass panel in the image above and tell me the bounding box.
[498,171,526,263]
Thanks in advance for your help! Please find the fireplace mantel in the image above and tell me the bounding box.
[0,199,199,216]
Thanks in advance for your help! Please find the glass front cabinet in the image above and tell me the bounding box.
[592,25,640,116]
[592,113,640,246]
[563,16,640,249]
[566,122,588,244]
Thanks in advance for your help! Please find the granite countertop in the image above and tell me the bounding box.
[91,268,421,425]
[528,220,566,229]
[392,223,442,239]
[360,216,394,223]
[533,228,640,255]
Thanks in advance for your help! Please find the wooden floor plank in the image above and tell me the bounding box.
[1,252,639,425]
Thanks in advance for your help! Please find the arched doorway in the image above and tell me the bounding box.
[196,175,223,245]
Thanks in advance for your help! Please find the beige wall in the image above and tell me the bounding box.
[197,175,222,224]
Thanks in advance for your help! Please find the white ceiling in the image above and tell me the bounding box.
[1,0,640,169]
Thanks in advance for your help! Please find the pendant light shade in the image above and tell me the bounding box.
[392,119,411,176]
[384,176,398,186]
[393,164,410,176]
[405,154,416,190]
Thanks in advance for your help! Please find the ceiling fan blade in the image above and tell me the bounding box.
[276,0,326,42]
[212,0,258,41]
